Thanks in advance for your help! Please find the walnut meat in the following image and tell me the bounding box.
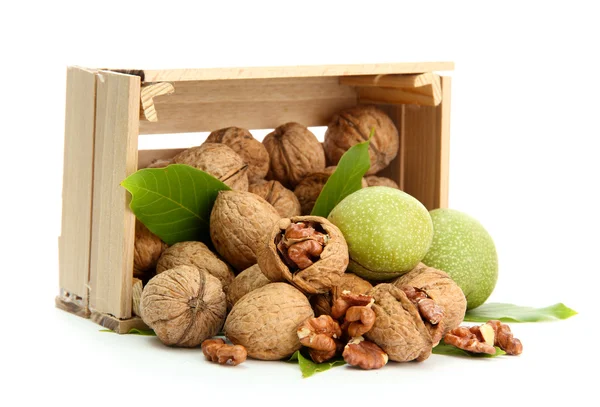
[205,127,270,183]
[225,264,270,310]
[324,105,399,175]
[133,220,166,280]
[140,265,226,347]
[365,175,399,189]
[263,123,326,188]
[249,180,301,218]
[224,283,314,360]
[257,216,349,294]
[210,190,281,272]
[172,143,249,191]
[156,241,235,293]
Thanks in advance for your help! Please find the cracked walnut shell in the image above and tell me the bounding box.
[324,105,399,175]
[257,216,349,295]
[224,283,314,360]
[225,264,270,310]
[133,220,166,280]
[140,265,226,347]
[249,180,301,218]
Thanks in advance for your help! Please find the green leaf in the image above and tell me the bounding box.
[99,328,156,336]
[121,164,230,245]
[310,131,372,218]
[287,350,346,378]
[464,302,577,323]
[433,341,506,358]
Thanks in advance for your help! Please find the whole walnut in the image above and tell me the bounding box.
[145,158,172,169]
[257,216,349,294]
[249,180,301,218]
[210,190,281,272]
[172,143,249,190]
[205,127,270,183]
[365,175,399,189]
[263,122,326,188]
[140,265,226,347]
[225,264,270,310]
[392,263,466,334]
[324,105,399,175]
[224,283,314,360]
[133,220,166,281]
[156,241,235,293]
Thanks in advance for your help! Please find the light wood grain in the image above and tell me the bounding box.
[139,77,357,134]
[140,82,174,122]
[357,86,439,106]
[58,66,97,307]
[437,76,451,208]
[339,73,433,88]
[140,62,454,82]
[89,70,141,319]
[342,73,442,106]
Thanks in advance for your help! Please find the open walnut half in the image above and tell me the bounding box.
[257,216,349,294]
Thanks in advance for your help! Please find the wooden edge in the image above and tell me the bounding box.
[140,82,175,122]
[55,292,91,318]
[436,76,451,208]
[346,73,442,106]
[90,312,149,334]
[357,86,438,106]
[340,73,433,88]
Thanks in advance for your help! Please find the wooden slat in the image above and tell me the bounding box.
[58,66,97,308]
[139,77,357,134]
[138,148,185,168]
[140,82,174,122]
[340,73,433,88]
[140,62,454,82]
[436,76,451,208]
[89,71,141,319]
[357,86,439,106]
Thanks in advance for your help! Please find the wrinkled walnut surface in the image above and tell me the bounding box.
[249,180,301,218]
[297,315,342,363]
[343,336,388,370]
[324,105,399,175]
[156,241,235,293]
[206,127,269,183]
[365,175,399,189]
[133,220,166,280]
[224,283,314,360]
[140,265,226,347]
[225,264,270,310]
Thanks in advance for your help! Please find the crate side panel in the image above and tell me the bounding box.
[58,67,97,302]
[437,76,451,208]
[89,71,141,318]
[139,77,357,134]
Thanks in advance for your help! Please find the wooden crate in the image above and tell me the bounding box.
[56,62,453,333]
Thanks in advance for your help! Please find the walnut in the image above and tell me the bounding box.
[263,122,326,189]
[342,336,388,370]
[156,241,235,293]
[132,278,143,317]
[331,273,373,302]
[444,326,496,355]
[344,305,376,338]
[331,292,374,320]
[224,283,314,360]
[249,180,301,218]
[324,105,399,175]
[205,127,269,183]
[172,143,249,190]
[210,190,281,272]
[201,338,248,366]
[140,265,226,347]
[365,175,399,189]
[297,315,342,363]
[145,158,172,168]
[257,216,349,294]
[225,264,270,310]
[310,294,332,317]
[133,220,166,281]
[486,320,523,355]
[392,263,466,334]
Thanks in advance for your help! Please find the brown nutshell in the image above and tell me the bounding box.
[133,220,166,281]
[225,264,270,310]
[324,105,399,175]
[249,180,301,218]
[140,265,227,347]
[365,175,399,189]
[224,283,314,360]
[331,273,373,302]
[206,127,270,183]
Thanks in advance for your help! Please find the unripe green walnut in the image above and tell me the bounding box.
[327,187,433,280]
[422,209,498,310]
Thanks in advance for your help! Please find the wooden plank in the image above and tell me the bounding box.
[139,76,357,134]
[357,86,438,106]
[340,73,433,88]
[140,62,454,82]
[89,71,141,319]
[90,312,149,334]
[140,82,175,122]
[58,66,97,309]
[138,148,185,168]
[436,76,451,208]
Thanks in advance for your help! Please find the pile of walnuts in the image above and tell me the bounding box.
[133,105,522,369]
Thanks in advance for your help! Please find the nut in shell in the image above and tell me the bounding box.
[257,216,349,294]
[133,220,166,280]
[224,283,314,360]
[331,273,373,302]
[365,175,399,189]
[140,265,226,347]
[249,180,301,218]
[172,143,249,191]
[225,264,270,310]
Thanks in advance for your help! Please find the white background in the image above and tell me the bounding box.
[1,1,599,405]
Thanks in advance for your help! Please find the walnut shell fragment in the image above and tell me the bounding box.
[332,273,373,302]
[224,283,314,360]
[365,175,399,189]
[156,241,235,293]
[365,284,434,362]
[392,263,466,334]
[133,220,166,281]
[249,180,301,218]
[263,122,326,188]
[257,216,349,294]
[210,190,281,272]
[172,143,249,191]
[140,265,226,347]
[206,127,270,183]
[225,264,270,310]
[324,105,399,175]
